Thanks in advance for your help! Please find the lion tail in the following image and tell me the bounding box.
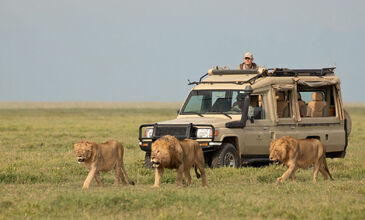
[194,165,201,179]
[320,143,334,181]
[194,141,202,179]
[118,143,135,185]
[324,158,334,181]
[121,162,135,185]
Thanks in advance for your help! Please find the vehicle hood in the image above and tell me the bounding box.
[157,116,235,126]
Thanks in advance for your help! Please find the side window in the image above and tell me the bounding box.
[248,94,265,120]
[298,86,336,117]
[229,92,265,119]
[275,90,292,118]
[231,91,239,104]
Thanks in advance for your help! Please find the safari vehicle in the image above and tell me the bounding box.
[138,67,351,168]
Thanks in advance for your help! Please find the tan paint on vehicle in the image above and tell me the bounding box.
[142,67,349,166]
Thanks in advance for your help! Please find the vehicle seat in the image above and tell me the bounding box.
[211,98,231,112]
[308,92,328,117]
[276,93,288,118]
[297,93,308,117]
[328,106,336,116]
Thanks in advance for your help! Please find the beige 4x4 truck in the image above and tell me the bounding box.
[139,67,351,168]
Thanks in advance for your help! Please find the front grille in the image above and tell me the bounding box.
[154,126,190,139]
[139,123,215,142]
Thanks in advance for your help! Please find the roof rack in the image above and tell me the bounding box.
[188,71,266,86]
[269,67,335,77]
[206,67,336,77]
[187,67,336,86]
[208,69,260,75]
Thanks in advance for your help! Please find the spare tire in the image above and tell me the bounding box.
[344,108,352,137]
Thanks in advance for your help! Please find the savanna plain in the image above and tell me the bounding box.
[0,103,364,219]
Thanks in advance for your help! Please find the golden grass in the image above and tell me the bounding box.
[0,106,364,219]
[0,101,360,109]
[0,102,182,109]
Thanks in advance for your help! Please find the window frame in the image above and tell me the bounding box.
[297,85,338,119]
[180,89,245,115]
[297,84,341,123]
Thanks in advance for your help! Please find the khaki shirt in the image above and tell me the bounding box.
[237,62,259,70]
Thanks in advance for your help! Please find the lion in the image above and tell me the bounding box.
[269,136,333,183]
[151,135,207,187]
[74,140,134,189]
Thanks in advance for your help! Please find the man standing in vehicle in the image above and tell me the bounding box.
[238,52,259,70]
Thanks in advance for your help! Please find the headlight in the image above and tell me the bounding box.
[144,128,154,138]
[196,128,212,138]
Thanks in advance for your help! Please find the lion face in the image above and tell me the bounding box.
[151,139,172,168]
[269,146,283,164]
[74,141,93,163]
[269,140,287,164]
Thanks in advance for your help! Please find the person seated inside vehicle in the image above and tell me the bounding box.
[231,93,245,112]
[248,95,263,119]
[231,94,262,119]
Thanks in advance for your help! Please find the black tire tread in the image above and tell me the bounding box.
[211,143,240,168]
[344,108,352,137]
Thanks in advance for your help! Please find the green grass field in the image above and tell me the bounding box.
[0,104,364,219]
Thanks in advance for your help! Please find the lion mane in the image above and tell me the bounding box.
[151,135,207,187]
[269,136,333,183]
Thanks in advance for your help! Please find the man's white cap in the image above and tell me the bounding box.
[244,52,253,59]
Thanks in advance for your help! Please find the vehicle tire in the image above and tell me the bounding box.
[144,153,153,169]
[211,143,240,168]
[344,108,352,137]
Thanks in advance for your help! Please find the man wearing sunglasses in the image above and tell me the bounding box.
[238,52,259,70]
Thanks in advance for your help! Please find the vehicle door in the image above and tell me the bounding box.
[295,80,346,156]
[271,84,301,140]
[240,88,274,157]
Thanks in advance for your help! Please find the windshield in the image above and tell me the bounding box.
[181,90,245,115]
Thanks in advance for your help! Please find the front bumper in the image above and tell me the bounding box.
[139,141,222,153]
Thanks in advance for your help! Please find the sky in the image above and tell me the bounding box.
[1,0,364,102]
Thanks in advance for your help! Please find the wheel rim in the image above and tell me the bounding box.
[223,152,236,167]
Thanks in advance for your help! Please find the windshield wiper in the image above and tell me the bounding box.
[183,112,204,117]
[215,112,232,119]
